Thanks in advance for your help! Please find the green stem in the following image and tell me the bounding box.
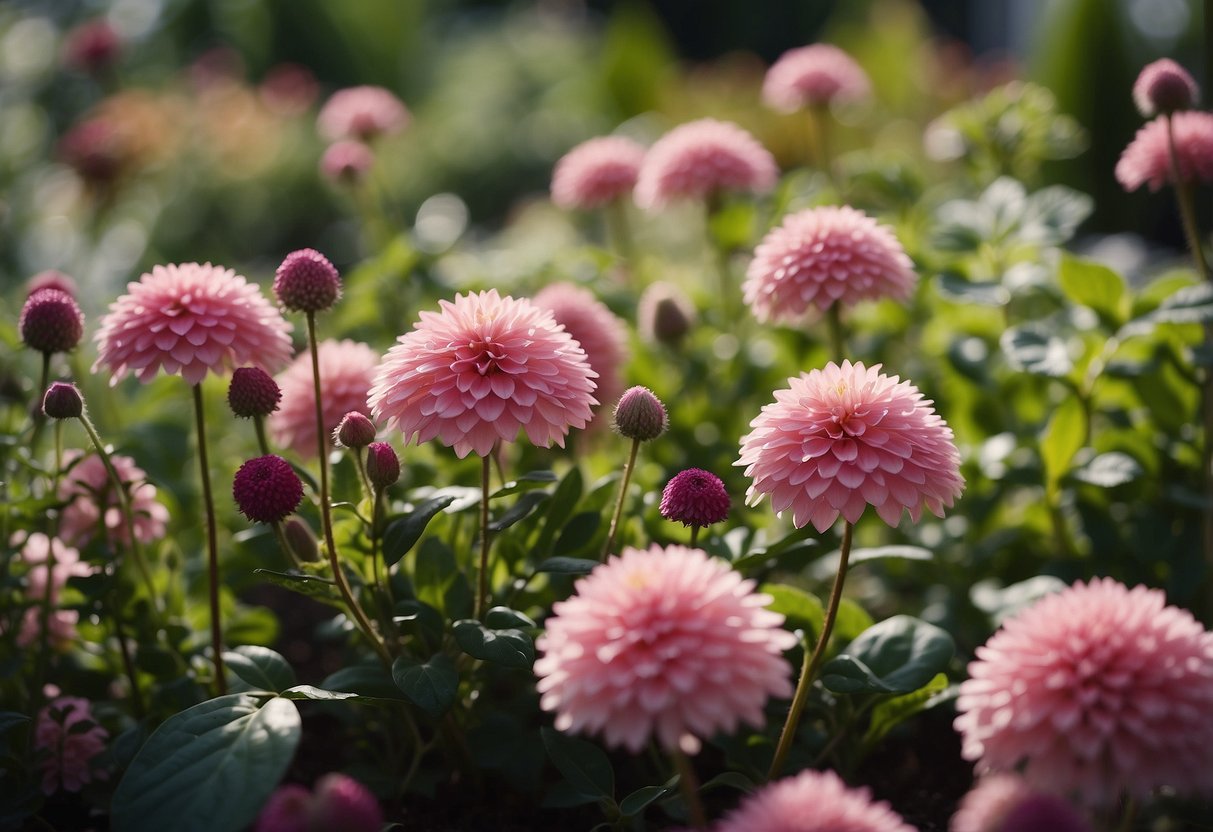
[192,384,227,695]
[604,198,636,276]
[29,352,51,457]
[826,304,846,363]
[1166,116,1210,278]
[35,529,57,710]
[602,437,641,559]
[768,520,854,780]
[689,525,700,548]
[271,520,303,570]
[671,748,707,829]
[114,616,145,718]
[253,416,272,457]
[809,104,836,189]
[476,454,492,619]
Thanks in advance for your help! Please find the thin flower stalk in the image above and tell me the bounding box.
[192,384,226,695]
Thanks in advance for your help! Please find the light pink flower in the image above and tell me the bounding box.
[269,339,378,459]
[737,361,963,533]
[954,578,1213,807]
[535,544,795,754]
[57,451,169,548]
[762,44,872,112]
[34,696,109,794]
[320,140,374,184]
[634,119,778,211]
[1132,58,1198,117]
[532,282,628,423]
[716,769,917,832]
[1115,111,1213,192]
[93,262,293,386]
[551,136,646,210]
[368,289,597,459]
[743,205,915,323]
[317,85,409,142]
[951,774,1091,832]
[16,533,92,650]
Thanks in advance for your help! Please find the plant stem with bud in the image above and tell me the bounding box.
[603,437,641,559]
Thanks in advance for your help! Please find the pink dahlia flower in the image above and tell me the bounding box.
[368,289,598,459]
[762,44,872,113]
[317,85,409,142]
[16,533,92,649]
[535,544,795,754]
[532,282,628,422]
[320,140,374,184]
[954,578,1213,807]
[737,360,963,533]
[93,262,293,386]
[1116,111,1213,192]
[951,775,1091,832]
[57,451,169,548]
[634,119,778,211]
[34,696,109,794]
[269,339,378,459]
[716,769,916,832]
[743,205,916,323]
[1132,58,1198,117]
[551,136,647,210]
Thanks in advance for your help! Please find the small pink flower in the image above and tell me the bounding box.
[334,412,377,449]
[1116,111,1213,192]
[58,451,169,548]
[634,119,778,211]
[762,44,872,112]
[535,544,795,754]
[365,442,400,491]
[532,282,628,423]
[612,386,667,442]
[269,339,378,459]
[273,249,342,314]
[63,19,121,74]
[233,455,304,524]
[660,468,729,528]
[57,117,128,185]
[551,136,646,210]
[737,361,963,533]
[951,774,1091,832]
[716,769,916,832]
[255,784,311,832]
[42,382,84,420]
[16,534,92,650]
[256,775,381,832]
[259,63,319,116]
[20,288,85,354]
[369,290,597,459]
[954,578,1213,806]
[1132,58,1198,117]
[317,85,409,142]
[743,205,915,323]
[26,270,78,299]
[34,696,109,794]
[93,262,293,386]
[320,140,374,184]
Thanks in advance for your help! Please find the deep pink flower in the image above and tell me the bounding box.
[320,140,374,184]
[1132,58,1198,117]
[532,282,629,423]
[259,63,319,116]
[255,784,311,832]
[34,696,109,794]
[20,288,85,354]
[256,775,381,832]
[233,455,304,524]
[15,533,92,650]
[716,769,916,832]
[612,386,667,441]
[369,289,597,459]
[660,468,729,528]
[93,262,293,386]
[535,544,795,754]
[737,361,963,533]
[42,382,84,420]
[228,367,282,418]
[762,44,872,112]
[269,339,378,459]
[634,119,778,211]
[637,281,697,347]
[1115,111,1213,192]
[551,136,647,210]
[26,270,78,298]
[58,451,169,548]
[951,775,1091,832]
[317,85,409,142]
[954,578,1213,806]
[365,442,400,491]
[63,19,121,74]
[57,117,127,185]
[743,205,916,323]
[273,249,341,314]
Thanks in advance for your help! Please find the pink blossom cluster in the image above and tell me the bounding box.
[34,695,109,794]
[14,533,94,649]
[57,451,169,549]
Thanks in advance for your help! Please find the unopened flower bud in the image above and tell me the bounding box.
[365,442,399,491]
[638,282,696,347]
[20,289,85,354]
[273,249,342,313]
[612,386,667,442]
[282,517,319,563]
[228,367,282,418]
[1133,58,1199,117]
[42,382,84,420]
[334,412,376,448]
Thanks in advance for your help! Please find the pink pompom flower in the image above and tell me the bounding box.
[20,288,85,354]
[317,85,409,142]
[1132,58,1198,117]
[34,696,109,794]
[535,544,795,754]
[951,774,1091,832]
[737,360,963,533]
[1115,111,1213,192]
[954,578,1213,807]
[634,118,778,211]
[233,455,304,524]
[256,774,382,832]
[93,262,293,386]
[320,140,374,185]
[551,136,647,210]
[532,282,628,422]
[762,44,872,113]
[743,205,916,323]
[273,248,342,314]
[660,468,730,528]
[63,19,121,74]
[368,289,597,459]
[269,339,378,459]
[57,451,169,548]
[716,769,916,832]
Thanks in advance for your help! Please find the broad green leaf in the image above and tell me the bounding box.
[393,599,445,649]
[0,712,31,736]
[535,556,598,575]
[1021,186,1092,246]
[321,664,407,700]
[1147,282,1213,324]
[700,771,757,793]
[863,673,953,747]
[391,654,458,716]
[382,495,456,567]
[832,598,874,645]
[971,575,1067,625]
[488,491,549,532]
[1058,254,1128,327]
[414,538,465,616]
[760,583,823,638]
[111,694,301,832]
[551,512,601,556]
[452,620,535,668]
[485,606,537,629]
[934,273,1009,307]
[537,467,584,555]
[491,470,558,498]
[253,569,342,607]
[223,646,296,694]
[1000,325,1073,377]
[1041,396,1087,497]
[540,726,615,802]
[278,686,359,701]
[1073,451,1143,488]
[821,616,955,695]
[619,778,678,816]
[848,545,933,566]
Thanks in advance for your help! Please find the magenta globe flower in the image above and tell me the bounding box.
[317,85,409,142]
[270,339,378,459]
[717,769,916,832]
[634,118,778,211]
[532,282,628,421]
[551,136,646,211]
[20,288,85,354]
[762,44,872,112]
[273,248,341,314]
[955,578,1213,807]
[1116,111,1213,192]
[233,455,304,524]
[737,361,963,532]
[951,775,1091,832]
[368,289,597,459]
[1132,58,1198,117]
[660,468,730,528]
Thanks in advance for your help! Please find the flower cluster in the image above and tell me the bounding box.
[34,695,109,794]
[57,451,170,548]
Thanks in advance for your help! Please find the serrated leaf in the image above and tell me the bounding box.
[382,495,456,567]
[1041,396,1086,498]
[452,620,535,668]
[223,646,296,694]
[253,569,343,607]
[863,673,953,747]
[1058,254,1128,327]
[760,583,823,638]
[535,556,598,575]
[821,616,955,695]
[541,726,615,802]
[1073,451,1143,488]
[391,654,458,716]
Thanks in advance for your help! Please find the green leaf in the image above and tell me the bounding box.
[832,598,874,645]
[540,726,615,802]
[485,606,537,629]
[491,470,558,497]
[452,620,535,668]
[1041,395,1087,498]
[1000,325,1073,377]
[253,569,343,607]
[538,467,584,556]
[111,694,301,832]
[700,771,756,793]
[382,495,456,567]
[934,273,1009,306]
[223,646,296,693]
[760,583,823,638]
[392,599,445,649]
[0,712,31,736]
[619,779,678,816]
[1148,282,1213,324]
[552,512,601,556]
[821,616,955,695]
[321,664,407,701]
[971,575,1067,625]
[413,538,465,616]
[488,491,549,532]
[535,556,598,575]
[1058,254,1128,327]
[863,673,953,747]
[1073,451,1143,488]
[391,654,458,716]
[278,686,359,701]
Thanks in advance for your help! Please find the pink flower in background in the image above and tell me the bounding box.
[57,451,169,548]
[1132,58,1198,117]
[320,140,374,184]
[634,119,778,211]
[535,544,795,754]
[57,116,128,185]
[1115,111,1213,192]
[762,44,872,112]
[954,578,1213,806]
[738,361,963,533]
[951,775,1091,832]
[743,205,916,323]
[34,696,109,794]
[255,784,311,832]
[716,769,917,832]
[270,339,378,458]
[93,262,293,386]
[317,85,409,142]
[551,136,646,210]
[369,290,597,459]
[532,282,628,421]
[63,19,121,74]
[26,270,79,298]
[256,774,381,832]
[15,533,92,649]
[637,281,697,347]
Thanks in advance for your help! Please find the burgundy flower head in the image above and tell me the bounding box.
[20,289,85,354]
[42,383,84,420]
[228,367,282,419]
[1132,58,1198,117]
[233,455,304,524]
[63,20,121,74]
[365,442,400,491]
[660,469,729,528]
[273,249,342,314]
[638,281,697,347]
[334,412,377,449]
[613,386,667,442]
